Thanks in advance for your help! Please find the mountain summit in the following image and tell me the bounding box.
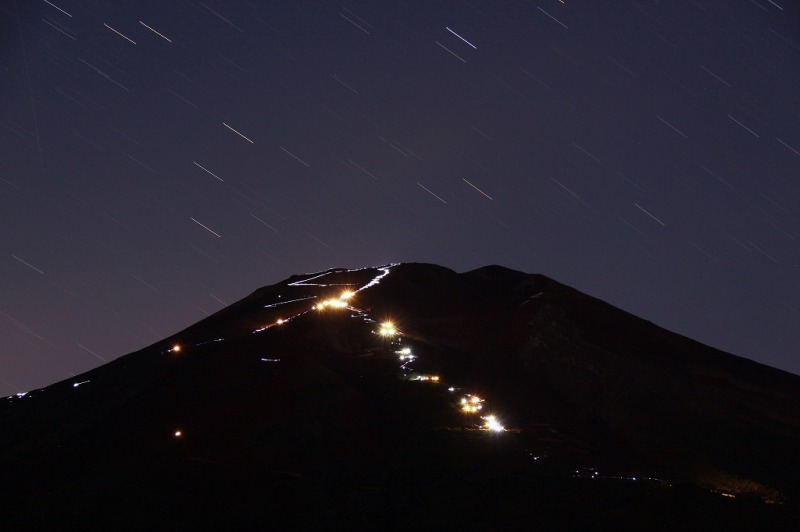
[2,263,799,528]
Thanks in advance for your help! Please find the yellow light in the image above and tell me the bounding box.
[378,321,397,337]
[316,298,348,311]
[276,318,284,325]
[339,290,354,300]
[172,344,181,353]
[460,395,484,414]
[174,430,182,437]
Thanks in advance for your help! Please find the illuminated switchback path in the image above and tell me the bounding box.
[250,264,397,334]
[252,263,511,433]
[9,263,509,438]
[156,264,715,493]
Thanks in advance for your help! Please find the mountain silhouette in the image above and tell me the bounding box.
[2,263,799,529]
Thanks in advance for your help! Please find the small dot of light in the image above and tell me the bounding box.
[174,430,182,437]
[171,344,181,353]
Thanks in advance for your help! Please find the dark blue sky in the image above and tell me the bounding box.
[2,0,799,393]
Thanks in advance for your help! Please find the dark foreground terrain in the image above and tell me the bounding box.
[2,263,799,529]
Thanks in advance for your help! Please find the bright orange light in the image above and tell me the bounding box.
[276,318,284,325]
[174,430,182,437]
[171,344,181,353]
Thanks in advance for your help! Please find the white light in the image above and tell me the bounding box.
[483,415,505,432]
[397,347,415,362]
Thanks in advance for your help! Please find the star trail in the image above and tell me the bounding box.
[1,0,798,393]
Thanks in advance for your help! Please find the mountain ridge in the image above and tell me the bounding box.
[1,262,798,528]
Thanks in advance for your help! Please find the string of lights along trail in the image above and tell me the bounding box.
[164,265,508,439]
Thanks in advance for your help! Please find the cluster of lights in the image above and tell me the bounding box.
[378,321,397,337]
[417,375,440,382]
[460,394,484,414]
[396,347,415,361]
[314,299,347,310]
[313,290,354,311]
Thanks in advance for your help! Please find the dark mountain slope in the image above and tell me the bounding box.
[1,263,798,529]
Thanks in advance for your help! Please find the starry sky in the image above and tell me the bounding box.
[2,0,799,393]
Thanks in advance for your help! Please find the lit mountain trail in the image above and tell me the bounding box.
[2,263,798,529]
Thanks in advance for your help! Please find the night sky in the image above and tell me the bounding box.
[2,0,799,393]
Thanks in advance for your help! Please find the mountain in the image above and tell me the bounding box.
[1,263,799,529]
